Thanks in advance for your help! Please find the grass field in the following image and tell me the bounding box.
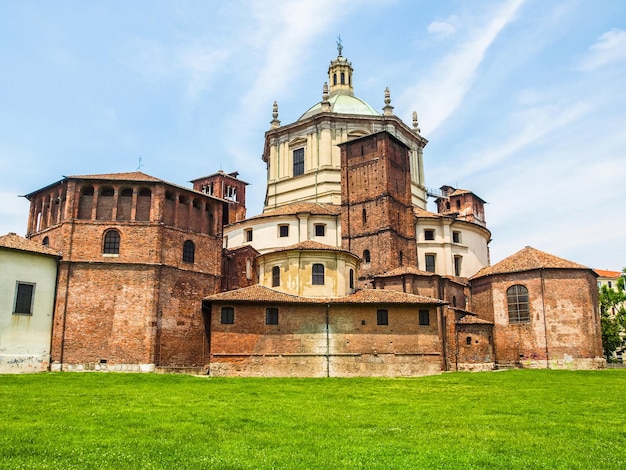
[1,370,625,469]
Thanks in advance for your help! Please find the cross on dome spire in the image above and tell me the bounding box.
[336,34,343,56]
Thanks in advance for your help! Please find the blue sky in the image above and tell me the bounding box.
[1,0,625,271]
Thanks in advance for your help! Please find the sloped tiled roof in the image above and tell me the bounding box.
[373,266,437,278]
[0,233,61,257]
[594,269,622,279]
[68,171,162,182]
[205,285,445,306]
[470,246,589,280]
[256,202,341,218]
[414,207,447,219]
[455,313,493,325]
[267,240,357,257]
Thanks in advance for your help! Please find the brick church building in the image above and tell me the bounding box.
[12,46,604,375]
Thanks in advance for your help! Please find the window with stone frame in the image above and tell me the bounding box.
[245,228,253,242]
[377,309,389,325]
[419,309,430,325]
[507,285,530,323]
[279,224,289,238]
[424,229,435,241]
[315,224,326,237]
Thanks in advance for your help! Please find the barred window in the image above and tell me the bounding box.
[266,308,279,325]
[183,240,195,263]
[377,309,388,325]
[312,263,325,285]
[14,282,35,315]
[293,148,304,176]
[221,307,234,324]
[103,229,120,254]
[507,285,530,323]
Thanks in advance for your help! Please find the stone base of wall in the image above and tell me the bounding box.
[51,362,155,372]
[210,353,443,377]
[497,356,606,371]
[0,355,50,374]
[456,362,495,372]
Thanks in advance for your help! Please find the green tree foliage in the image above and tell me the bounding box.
[599,268,626,360]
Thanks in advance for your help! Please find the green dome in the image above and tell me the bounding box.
[299,93,379,121]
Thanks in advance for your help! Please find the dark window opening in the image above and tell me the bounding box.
[315,224,325,237]
[456,199,461,210]
[245,229,253,242]
[452,231,461,243]
[312,263,325,285]
[272,266,280,287]
[399,251,403,266]
[293,148,304,176]
[454,256,462,277]
[279,225,289,237]
[340,72,345,84]
[425,254,436,273]
[419,309,430,325]
[362,208,367,225]
[363,250,371,264]
[349,269,354,289]
[507,285,530,323]
[377,309,388,325]
[14,282,34,315]
[103,230,120,254]
[221,307,234,324]
[424,229,435,241]
[466,336,472,345]
[42,236,49,247]
[266,308,279,325]
[183,240,195,263]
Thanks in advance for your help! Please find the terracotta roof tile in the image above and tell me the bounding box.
[68,171,162,182]
[374,266,437,278]
[0,233,61,257]
[594,269,623,279]
[205,285,445,306]
[455,313,493,325]
[414,207,445,219]
[253,202,341,219]
[470,246,589,279]
[266,240,357,257]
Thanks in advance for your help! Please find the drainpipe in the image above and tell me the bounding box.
[326,303,331,377]
[438,277,449,371]
[540,270,550,368]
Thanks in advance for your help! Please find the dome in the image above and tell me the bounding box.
[298,93,379,121]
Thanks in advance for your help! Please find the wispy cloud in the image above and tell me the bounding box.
[427,15,460,38]
[399,0,525,135]
[578,29,626,71]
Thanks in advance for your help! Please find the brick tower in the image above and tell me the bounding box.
[340,131,417,285]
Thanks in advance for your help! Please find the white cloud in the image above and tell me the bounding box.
[399,0,525,135]
[427,16,459,37]
[579,29,626,71]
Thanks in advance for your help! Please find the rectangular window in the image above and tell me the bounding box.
[245,228,253,242]
[377,309,389,326]
[452,231,461,243]
[424,229,435,241]
[220,307,234,324]
[14,282,35,315]
[425,254,436,273]
[266,308,279,325]
[279,224,289,238]
[454,256,462,277]
[419,309,430,325]
[315,224,325,237]
[293,148,304,176]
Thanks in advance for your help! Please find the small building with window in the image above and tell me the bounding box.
[0,233,60,373]
[469,246,604,369]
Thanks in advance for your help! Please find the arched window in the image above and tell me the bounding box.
[340,72,345,84]
[507,285,530,323]
[363,250,371,264]
[272,266,280,287]
[333,73,337,85]
[362,208,367,225]
[183,240,195,263]
[103,229,120,254]
[466,336,472,345]
[312,263,325,285]
[42,236,49,247]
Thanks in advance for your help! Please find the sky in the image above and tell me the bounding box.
[1,0,625,271]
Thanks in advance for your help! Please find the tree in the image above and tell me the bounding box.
[599,268,626,361]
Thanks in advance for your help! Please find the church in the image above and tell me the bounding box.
[3,46,604,375]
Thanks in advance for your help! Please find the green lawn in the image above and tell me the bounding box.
[1,370,625,469]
